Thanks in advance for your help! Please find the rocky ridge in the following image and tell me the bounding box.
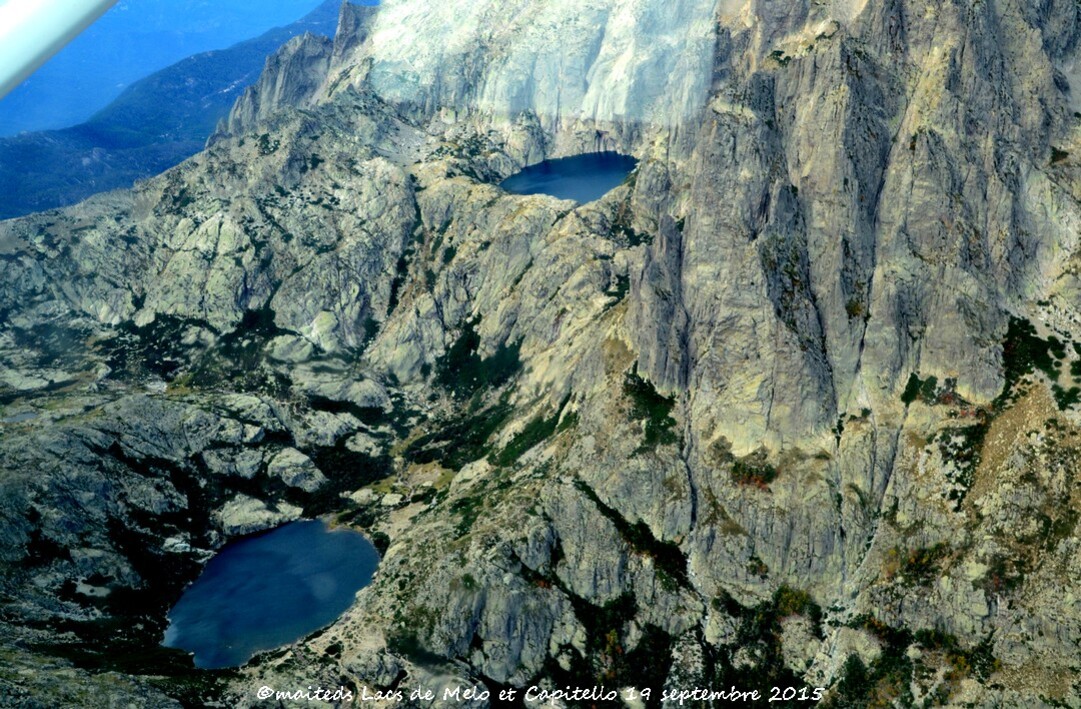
[1,0,1080,706]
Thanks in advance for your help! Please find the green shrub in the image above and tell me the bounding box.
[773,585,823,635]
[731,450,778,488]
[999,317,1066,403]
[623,367,678,452]
[899,543,950,586]
[901,373,938,405]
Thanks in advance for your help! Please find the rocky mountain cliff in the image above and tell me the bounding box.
[1,0,1079,706]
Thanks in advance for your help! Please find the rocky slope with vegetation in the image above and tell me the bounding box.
[1,0,1079,706]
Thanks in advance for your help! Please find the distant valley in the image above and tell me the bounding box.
[0,0,340,220]
[0,0,333,136]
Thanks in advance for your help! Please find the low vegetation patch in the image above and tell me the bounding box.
[541,590,673,693]
[773,585,824,634]
[827,616,1000,707]
[898,543,951,586]
[623,367,678,452]
[300,445,393,516]
[999,317,1067,404]
[435,318,521,399]
[901,373,938,405]
[936,423,989,508]
[404,402,513,471]
[730,448,779,489]
[100,314,198,384]
[490,397,570,467]
[705,588,816,696]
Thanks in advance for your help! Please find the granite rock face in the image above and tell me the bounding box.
[219,32,335,140]
[1,0,1081,706]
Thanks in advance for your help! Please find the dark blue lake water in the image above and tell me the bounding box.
[163,520,378,669]
[500,152,638,203]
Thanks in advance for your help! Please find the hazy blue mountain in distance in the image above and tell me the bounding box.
[0,0,330,137]
[0,0,341,220]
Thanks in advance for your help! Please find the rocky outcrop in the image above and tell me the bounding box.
[331,1,381,68]
[218,32,335,140]
[216,494,304,536]
[267,447,327,492]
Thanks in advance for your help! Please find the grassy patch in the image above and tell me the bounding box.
[490,398,569,467]
[450,493,486,537]
[404,402,513,471]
